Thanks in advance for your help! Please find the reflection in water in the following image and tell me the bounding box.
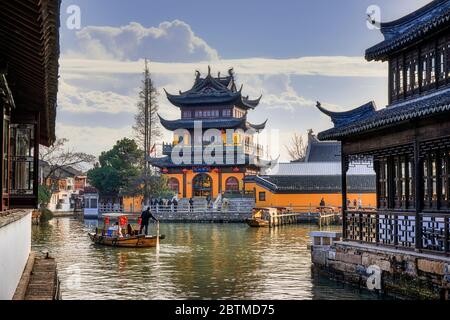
[31,218,383,300]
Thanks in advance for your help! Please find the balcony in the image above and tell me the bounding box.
[344,209,450,255]
[162,142,264,158]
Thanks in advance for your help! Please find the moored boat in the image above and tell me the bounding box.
[245,217,269,228]
[245,208,274,228]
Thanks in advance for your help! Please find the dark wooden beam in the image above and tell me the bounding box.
[414,131,423,250]
[341,145,348,240]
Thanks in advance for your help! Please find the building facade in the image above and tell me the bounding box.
[318,0,450,254]
[39,161,87,212]
[244,131,376,208]
[149,67,270,200]
[0,0,60,210]
[0,0,60,299]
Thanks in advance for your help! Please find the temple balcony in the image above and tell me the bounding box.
[162,142,265,158]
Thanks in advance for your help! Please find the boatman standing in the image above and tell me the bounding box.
[140,207,158,235]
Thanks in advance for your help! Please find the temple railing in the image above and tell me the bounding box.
[344,210,450,255]
[162,142,264,158]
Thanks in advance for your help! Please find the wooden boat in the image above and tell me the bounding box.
[89,213,165,248]
[88,232,165,248]
[245,217,269,228]
[245,208,272,228]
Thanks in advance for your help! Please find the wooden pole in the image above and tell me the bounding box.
[341,148,348,239]
[414,133,423,250]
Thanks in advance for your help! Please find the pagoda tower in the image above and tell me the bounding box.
[149,67,270,199]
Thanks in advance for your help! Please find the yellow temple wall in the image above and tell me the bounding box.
[244,182,376,209]
[165,171,246,199]
[122,195,144,213]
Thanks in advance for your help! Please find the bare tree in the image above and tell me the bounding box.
[285,133,307,162]
[132,59,161,156]
[39,138,96,181]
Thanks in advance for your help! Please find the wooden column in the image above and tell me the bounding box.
[182,172,187,198]
[218,171,222,195]
[0,102,4,211]
[414,136,423,250]
[341,145,348,240]
[374,159,380,244]
[33,112,40,204]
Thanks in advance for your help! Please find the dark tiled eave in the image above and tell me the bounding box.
[365,0,450,61]
[244,175,375,194]
[318,88,450,141]
[158,114,267,131]
[148,156,271,169]
[164,68,261,110]
[0,0,61,146]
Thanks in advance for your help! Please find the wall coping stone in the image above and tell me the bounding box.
[0,209,32,229]
[310,231,342,238]
[336,241,450,264]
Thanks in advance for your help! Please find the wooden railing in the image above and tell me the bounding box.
[344,210,450,254]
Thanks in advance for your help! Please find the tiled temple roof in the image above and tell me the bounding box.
[244,175,376,194]
[265,162,374,176]
[302,132,341,162]
[158,114,267,132]
[317,88,450,141]
[365,0,450,61]
[164,67,261,109]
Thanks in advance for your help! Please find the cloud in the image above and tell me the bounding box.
[58,79,137,114]
[56,123,133,156]
[67,20,219,62]
[57,20,387,160]
[61,55,386,78]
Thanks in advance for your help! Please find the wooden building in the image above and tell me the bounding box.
[317,0,450,254]
[0,0,60,210]
[149,67,270,200]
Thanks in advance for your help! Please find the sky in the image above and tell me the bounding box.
[58,0,432,161]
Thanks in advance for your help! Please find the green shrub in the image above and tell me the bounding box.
[38,184,52,207]
[40,208,54,222]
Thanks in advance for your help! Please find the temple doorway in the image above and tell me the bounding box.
[192,173,213,198]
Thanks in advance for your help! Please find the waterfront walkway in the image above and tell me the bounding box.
[13,252,60,300]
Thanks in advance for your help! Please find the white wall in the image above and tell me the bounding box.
[0,211,31,300]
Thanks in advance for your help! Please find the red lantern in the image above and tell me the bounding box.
[182,168,188,174]
[233,167,240,173]
[212,168,220,173]
[162,168,169,174]
[119,216,128,226]
[104,216,110,225]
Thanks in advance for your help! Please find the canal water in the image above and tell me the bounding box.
[31,218,383,300]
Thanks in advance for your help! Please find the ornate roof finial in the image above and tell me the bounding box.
[208,65,211,76]
[195,70,200,80]
[228,67,234,77]
[218,71,221,78]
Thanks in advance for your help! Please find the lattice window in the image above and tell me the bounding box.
[346,212,360,241]
[379,214,396,245]
[397,215,416,248]
[361,213,377,243]
[422,215,447,252]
